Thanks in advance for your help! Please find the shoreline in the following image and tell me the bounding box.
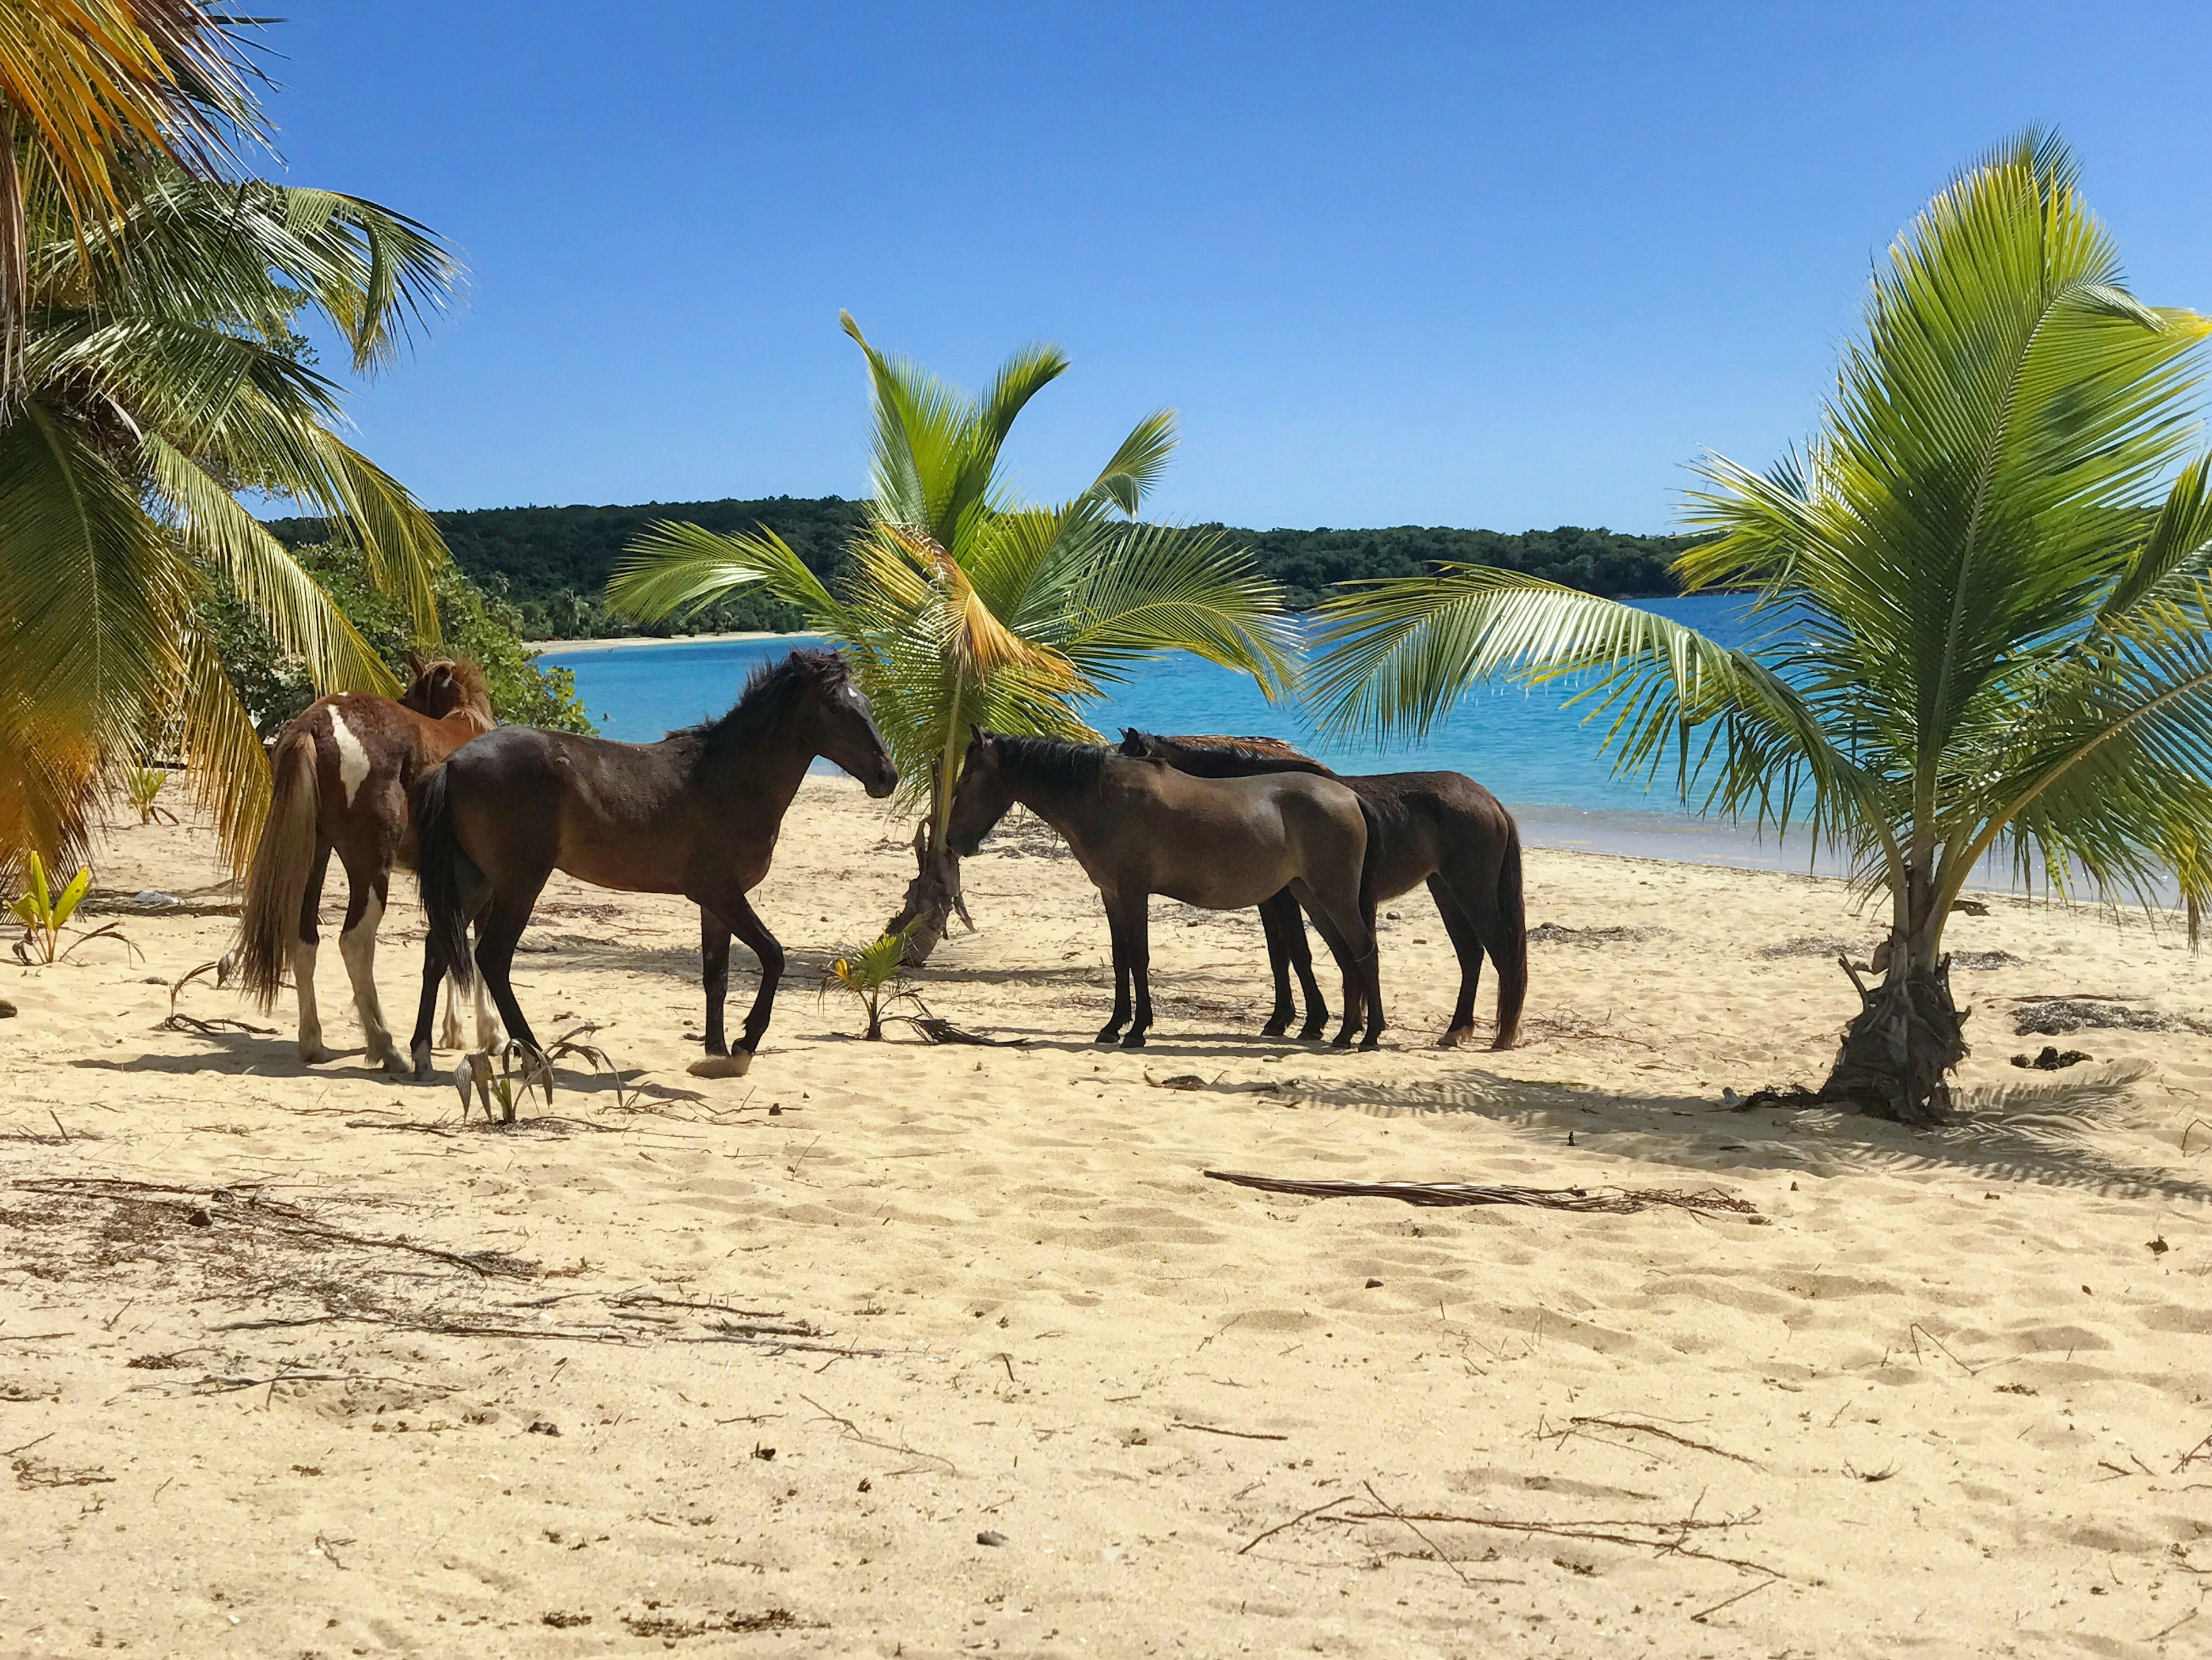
[527,628,804,655]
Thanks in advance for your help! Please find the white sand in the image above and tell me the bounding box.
[3,778,2209,1655]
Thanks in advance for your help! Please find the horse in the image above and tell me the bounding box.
[410,649,898,1081]
[945,730,1385,1050]
[1118,729,1527,1049]
[237,654,502,1072]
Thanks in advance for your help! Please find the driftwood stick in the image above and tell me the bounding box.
[1237,1493,1358,1556]
[1363,1480,1472,1588]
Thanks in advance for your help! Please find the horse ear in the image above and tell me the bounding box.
[405,648,426,677]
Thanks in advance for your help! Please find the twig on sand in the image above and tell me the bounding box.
[1203,1171,1758,1216]
[2174,1429,2212,1474]
[1690,1574,1782,1624]
[1237,1493,1358,1555]
[1543,1415,1760,1467]
[798,1393,955,1474]
[1171,1420,1287,1442]
[1363,1480,1474,1587]
[1314,1504,1779,1578]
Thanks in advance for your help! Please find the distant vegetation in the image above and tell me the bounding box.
[267,502,1690,640]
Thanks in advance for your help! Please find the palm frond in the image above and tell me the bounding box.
[608,519,851,636]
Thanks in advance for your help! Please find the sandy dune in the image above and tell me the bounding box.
[3,776,2210,1657]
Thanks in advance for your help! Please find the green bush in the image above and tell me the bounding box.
[209,543,594,736]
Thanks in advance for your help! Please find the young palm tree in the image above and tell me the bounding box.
[0,166,457,874]
[609,312,1297,961]
[1306,132,2212,1123]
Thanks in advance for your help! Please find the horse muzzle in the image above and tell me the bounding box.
[863,762,899,800]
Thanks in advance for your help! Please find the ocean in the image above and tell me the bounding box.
[537,595,1857,874]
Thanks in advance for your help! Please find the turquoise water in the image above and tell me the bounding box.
[539,595,1836,871]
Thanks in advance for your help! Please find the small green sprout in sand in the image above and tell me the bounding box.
[125,766,178,826]
[824,926,921,1040]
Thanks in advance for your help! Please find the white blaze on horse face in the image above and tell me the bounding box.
[327,705,372,807]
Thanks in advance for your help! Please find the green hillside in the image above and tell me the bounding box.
[266,498,1691,640]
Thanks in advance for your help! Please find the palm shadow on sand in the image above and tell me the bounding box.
[1189,1060,2210,1203]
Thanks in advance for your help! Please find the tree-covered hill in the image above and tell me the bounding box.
[265,498,1691,640]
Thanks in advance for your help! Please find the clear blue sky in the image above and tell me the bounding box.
[266,2,2212,533]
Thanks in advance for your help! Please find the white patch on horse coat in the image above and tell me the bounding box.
[327,705,372,807]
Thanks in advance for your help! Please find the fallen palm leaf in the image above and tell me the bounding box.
[1203,1171,1758,1215]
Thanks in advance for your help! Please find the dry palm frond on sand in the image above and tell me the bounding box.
[1202,1171,1758,1214]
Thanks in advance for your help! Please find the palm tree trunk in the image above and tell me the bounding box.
[885,762,972,965]
[1815,917,1968,1124]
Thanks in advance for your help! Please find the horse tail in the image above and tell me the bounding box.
[237,720,320,1011]
[1490,815,1528,1049]
[412,762,475,988]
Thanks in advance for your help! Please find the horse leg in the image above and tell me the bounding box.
[722,893,786,1060]
[699,907,732,1056]
[1301,888,1384,1053]
[1427,875,1486,1049]
[1097,893,1131,1044]
[337,863,407,1074]
[688,897,780,1079]
[438,977,464,1050]
[1112,892,1154,1049]
[291,838,335,1064]
[1256,895,1294,1037]
[1281,893,1330,1041]
[474,883,548,1101]
[411,885,490,1080]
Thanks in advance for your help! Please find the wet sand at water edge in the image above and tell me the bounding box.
[3,776,2210,1657]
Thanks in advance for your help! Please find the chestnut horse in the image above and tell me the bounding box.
[1119,729,1527,1049]
[945,731,1385,1050]
[411,649,898,1080]
[238,655,499,1072]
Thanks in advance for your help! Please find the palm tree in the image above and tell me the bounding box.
[608,312,1297,961]
[1305,132,2212,1124]
[0,2,256,382]
[0,165,458,874]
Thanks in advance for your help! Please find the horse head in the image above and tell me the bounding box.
[399,653,496,732]
[945,731,1016,856]
[791,651,898,798]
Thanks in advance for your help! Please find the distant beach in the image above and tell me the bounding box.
[522,627,797,655]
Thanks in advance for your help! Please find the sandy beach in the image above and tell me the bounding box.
[4,777,2210,1657]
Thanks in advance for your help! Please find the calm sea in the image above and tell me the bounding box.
[539,595,1854,873]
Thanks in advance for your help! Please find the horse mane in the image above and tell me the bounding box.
[677,648,850,758]
[1131,729,1336,778]
[990,732,1112,793]
[446,657,492,714]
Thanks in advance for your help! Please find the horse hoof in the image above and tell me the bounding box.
[688,1050,753,1079]
[1358,1038,1382,1053]
[1260,1019,1291,1038]
[1096,1028,1123,1045]
[1120,1032,1147,1050]
[411,1042,434,1081]
[1437,1026,1472,1050]
[297,1044,336,1066]
[1330,1034,1355,1050]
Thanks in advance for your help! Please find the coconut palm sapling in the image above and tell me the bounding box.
[609,314,1296,961]
[1307,133,2212,1123]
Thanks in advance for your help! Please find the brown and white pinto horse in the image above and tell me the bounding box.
[238,655,501,1072]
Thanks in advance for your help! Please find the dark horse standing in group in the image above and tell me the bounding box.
[409,650,898,1080]
[946,730,1386,1050]
[1119,730,1527,1049]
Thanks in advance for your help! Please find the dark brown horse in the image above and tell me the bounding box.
[945,731,1385,1050]
[1119,730,1527,1049]
[410,649,898,1079]
[238,655,500,1072]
